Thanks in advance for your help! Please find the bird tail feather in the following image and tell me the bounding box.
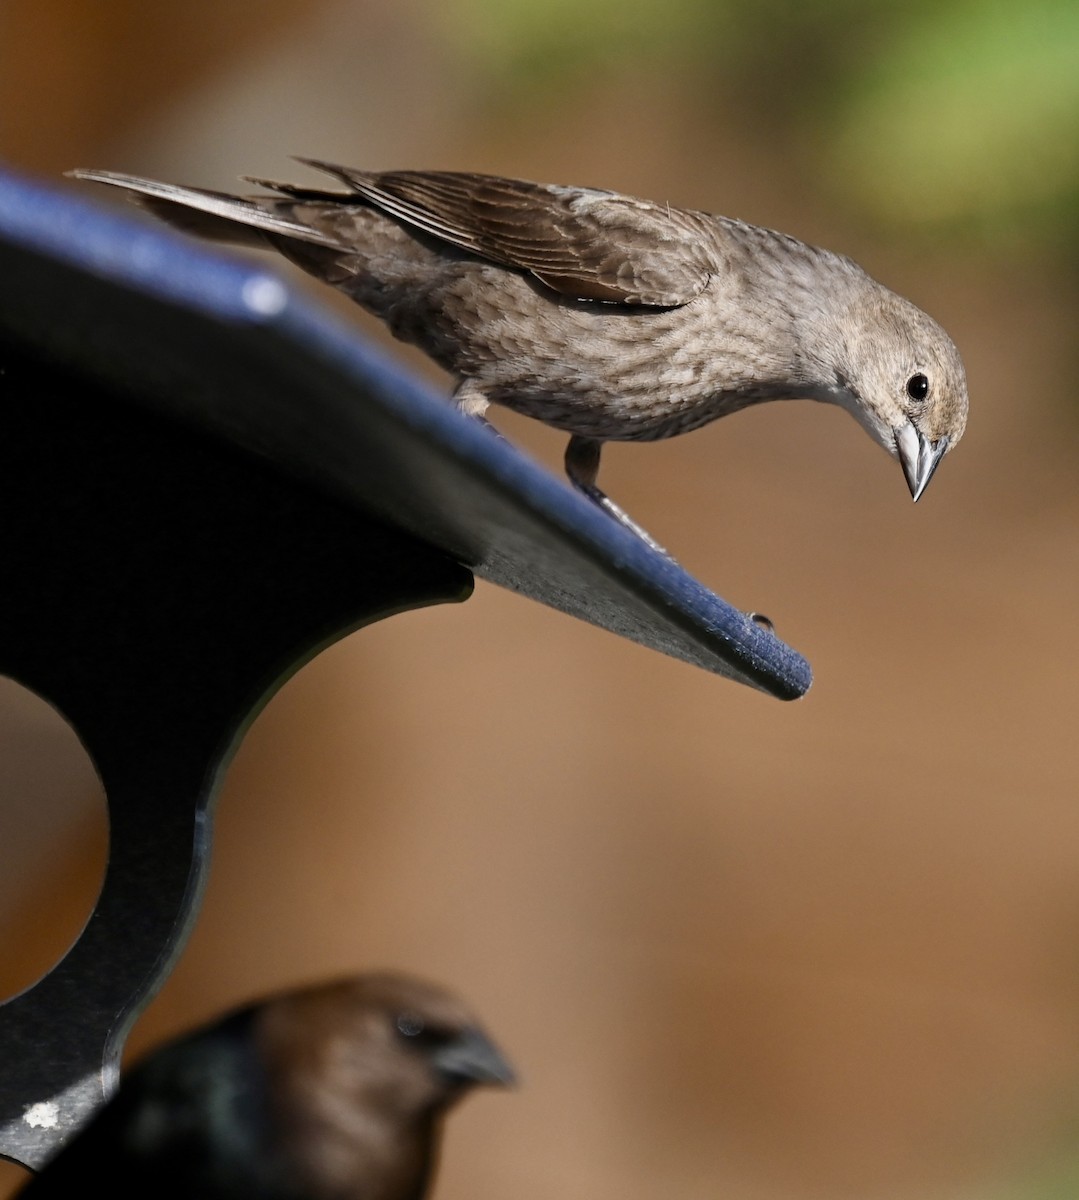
[66,170,349,250]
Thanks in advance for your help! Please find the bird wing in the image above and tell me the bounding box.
[294,161,718,307]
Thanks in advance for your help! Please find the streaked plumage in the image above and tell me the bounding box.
[70,163,969,533]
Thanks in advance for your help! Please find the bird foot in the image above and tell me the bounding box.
[473,414,509,443]
[572,481,673,559]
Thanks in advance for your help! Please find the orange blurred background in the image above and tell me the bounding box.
[2,2,1079,1198]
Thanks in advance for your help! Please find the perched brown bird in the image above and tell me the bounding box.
[71,163,968,537]
[17,973,514,1200]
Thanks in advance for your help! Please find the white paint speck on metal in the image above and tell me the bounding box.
[22,1101,60,1130]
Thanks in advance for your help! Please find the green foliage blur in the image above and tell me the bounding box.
[440,0,1079,249]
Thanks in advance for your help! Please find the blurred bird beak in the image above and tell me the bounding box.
[895,422,948,502]
[433,1027,517,1088]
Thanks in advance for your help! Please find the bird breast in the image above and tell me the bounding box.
[398,265,805,441]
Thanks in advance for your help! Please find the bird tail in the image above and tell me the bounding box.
[66,169,351,250]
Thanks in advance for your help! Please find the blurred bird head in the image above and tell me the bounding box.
[829,287,968,501]
[19,973,514,1200]
[259,971,516,1119]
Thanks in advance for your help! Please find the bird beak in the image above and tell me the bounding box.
[895,422,949,502]
[433,1027,517,1088]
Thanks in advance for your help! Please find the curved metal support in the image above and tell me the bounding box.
[0,164,812,1170]
[0,342,471,1168]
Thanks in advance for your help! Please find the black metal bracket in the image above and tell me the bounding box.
[0,167,811,1169]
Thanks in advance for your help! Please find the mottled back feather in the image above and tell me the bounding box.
[295,161,720,307]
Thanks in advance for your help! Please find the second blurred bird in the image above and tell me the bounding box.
[17,973,514,1200]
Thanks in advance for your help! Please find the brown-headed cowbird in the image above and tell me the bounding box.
[71,164,968,537]
[17,973,514,1200]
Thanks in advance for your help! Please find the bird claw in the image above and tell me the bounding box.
[562,435,675,560]
[473,414,509,443]
[572,480,673,559]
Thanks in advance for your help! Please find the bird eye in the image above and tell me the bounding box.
[397,1011,426,1038]
[396,1011,454,1049]
[906,373,930,402]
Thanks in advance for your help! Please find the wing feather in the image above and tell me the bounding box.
[295,161,718,306]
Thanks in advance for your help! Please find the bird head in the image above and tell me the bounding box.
[253,973,515,1198]
[832,288,968,501]
[257,972,514,1118]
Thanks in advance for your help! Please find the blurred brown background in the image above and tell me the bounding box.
[2,1,1079,1198]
